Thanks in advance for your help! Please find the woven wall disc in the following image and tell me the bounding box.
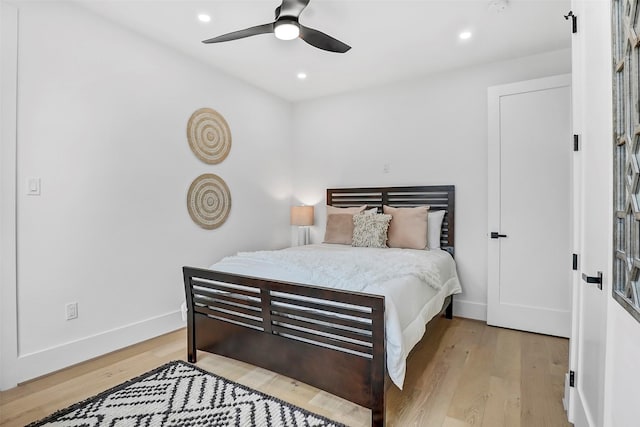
[187,108,232,164]
[187,174,231,230]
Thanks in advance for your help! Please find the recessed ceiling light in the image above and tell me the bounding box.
[459,31,472,40]
[198,14,211,23]
[297,72,307,80]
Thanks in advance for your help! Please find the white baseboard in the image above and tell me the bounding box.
[4,300,485,389]
[453,298,487,321]
[7,311,185,388]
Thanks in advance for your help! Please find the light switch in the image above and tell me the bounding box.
[27,177,41,196]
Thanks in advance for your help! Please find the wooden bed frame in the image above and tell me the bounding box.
[183,185,455,427]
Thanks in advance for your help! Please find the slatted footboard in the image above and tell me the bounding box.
[183,267,386,426]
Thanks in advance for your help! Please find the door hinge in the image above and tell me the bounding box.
[564,11,577,34]
[570,370,576,387]
[572,253,578,271]
[573,134,579,151]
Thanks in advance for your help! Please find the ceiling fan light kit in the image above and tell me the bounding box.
[274,19,300,40]
[202,0,351,53]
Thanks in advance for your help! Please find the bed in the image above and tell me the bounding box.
[183,185,459,426]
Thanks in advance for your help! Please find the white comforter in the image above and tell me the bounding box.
[211,243,462,389]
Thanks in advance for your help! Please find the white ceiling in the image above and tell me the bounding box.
[77,0,572,101]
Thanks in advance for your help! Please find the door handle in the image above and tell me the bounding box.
[491,232,508,239]
[581,271,603,290]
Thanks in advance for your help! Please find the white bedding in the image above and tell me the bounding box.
[211,243,462,389]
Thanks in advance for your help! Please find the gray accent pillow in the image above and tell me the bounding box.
[352,214,392,248]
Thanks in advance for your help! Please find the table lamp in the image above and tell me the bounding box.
[290,205,314,245]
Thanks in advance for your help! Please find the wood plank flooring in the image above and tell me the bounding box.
[0,317,571,427]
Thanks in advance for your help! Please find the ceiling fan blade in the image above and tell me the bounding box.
[279,0,311,18]
[299,25,351,53]
[202,23,275,44]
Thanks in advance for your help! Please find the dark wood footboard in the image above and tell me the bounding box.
[183,266,387,426]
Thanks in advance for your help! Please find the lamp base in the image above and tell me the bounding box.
[297,226,310,246]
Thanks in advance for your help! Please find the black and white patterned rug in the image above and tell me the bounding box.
[28,360,346,427]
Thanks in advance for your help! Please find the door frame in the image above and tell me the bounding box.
[0,3,20,391]
[487,73,573,337]
[565,1,614,425]
[565,15,584,422]
[566,44,583,419]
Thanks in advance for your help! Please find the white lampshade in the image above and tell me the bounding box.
[290,206,314,226]
[274,21,300,40]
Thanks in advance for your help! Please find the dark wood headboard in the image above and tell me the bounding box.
[326,185,455,255]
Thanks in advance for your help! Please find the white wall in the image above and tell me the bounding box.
[291,49,571,320]
[0,2,293,388]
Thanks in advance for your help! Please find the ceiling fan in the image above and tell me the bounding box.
[202,0,351,53]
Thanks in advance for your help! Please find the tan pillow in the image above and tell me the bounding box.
[326,205,367,215]
[323,214,355,244]
[383,205,429,249]
[323,205,366,245]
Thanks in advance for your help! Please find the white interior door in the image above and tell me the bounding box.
[488,74,572,338]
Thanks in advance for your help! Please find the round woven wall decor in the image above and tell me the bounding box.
[187,174,231,230]
[187,108,232,164]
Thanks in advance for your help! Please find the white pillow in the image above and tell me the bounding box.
[427,210,446,249]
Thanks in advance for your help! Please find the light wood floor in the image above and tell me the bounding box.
[0,317,570,427]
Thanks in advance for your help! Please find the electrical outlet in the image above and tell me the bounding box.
[65,302,78,320]
[383,163,391,173]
